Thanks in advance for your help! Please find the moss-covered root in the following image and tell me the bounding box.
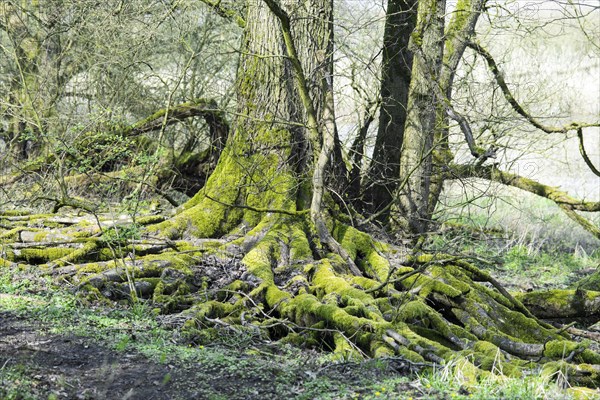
[543,361,600,388]
[174,222,598,381]
[515,289,600,319]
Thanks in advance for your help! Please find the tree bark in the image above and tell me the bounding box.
[394,0,446,235]
[364,0,417,221]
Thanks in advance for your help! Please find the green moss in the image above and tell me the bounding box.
[243,238,276,282]
[399,346,427,363]
[32,231,48,242]
[143,253,193,275]
[182,326,220,345]
[351,276,381,290]
[18,248,73,263]
[288,223,312,260]
[451,357,482,386]
[282,293,378,339]
[544,340,585,359]
[542,361,600,388]
[332,332,363,361]
[151,120,301,240]
[136,215,166,225]
[225,280,249,293]
[462,291,558,344]
[311,260,381,318]
[265,283,292,306]
[370,340,395,358]
[443,0,472,55]
[0,210,32,217]
[75,262,108,274]
[429,265,471,294]
[186,300,237,321]
[52,241,99,267]
[277,333,304,346]
[473,341,502,358]
[0,228,24,241]
[77,283,113,304]
[332,224,390,280]
[400,272,463,298]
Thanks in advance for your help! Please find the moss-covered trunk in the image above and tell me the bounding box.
[152,0,335,239]
[394,0,445,235]
[427,0,486,217]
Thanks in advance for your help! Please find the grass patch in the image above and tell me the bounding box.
[430,190,600,290]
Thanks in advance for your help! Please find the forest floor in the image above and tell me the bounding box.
[0,311,421,400]
[0,278,422,400]
[1,220,599,399]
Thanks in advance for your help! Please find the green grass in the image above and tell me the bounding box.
[428,229,599,290]
[0,365,41,400]
[416,361,586,400]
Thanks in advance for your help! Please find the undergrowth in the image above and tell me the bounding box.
[427,221,599,291]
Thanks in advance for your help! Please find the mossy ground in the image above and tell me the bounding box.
[1,177,599,395]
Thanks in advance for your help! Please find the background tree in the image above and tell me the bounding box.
[0,0,239,207]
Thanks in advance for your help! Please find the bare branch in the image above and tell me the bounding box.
[468,41,600,134]
[449,164,600,239]
[577,128,600,178]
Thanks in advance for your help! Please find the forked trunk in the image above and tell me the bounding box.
[365,0,417,221]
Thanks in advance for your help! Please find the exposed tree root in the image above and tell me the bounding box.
[2,209,600,388]
[515,289,600,319]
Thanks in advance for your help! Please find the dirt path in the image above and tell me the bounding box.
[0,312,206,399]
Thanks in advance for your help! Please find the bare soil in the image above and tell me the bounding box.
[1,312,200,399]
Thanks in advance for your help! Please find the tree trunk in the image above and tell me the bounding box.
[364,0,417,221]
[394,0,446,235]
[151,0,337,239]
[427,0,486,217]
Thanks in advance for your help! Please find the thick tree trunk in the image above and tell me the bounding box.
[153,0,334,238]
[364,0,417,221]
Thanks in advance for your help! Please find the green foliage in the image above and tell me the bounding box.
[0,366,40,400]
[67,130,135,173]
[101,224,141,248]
